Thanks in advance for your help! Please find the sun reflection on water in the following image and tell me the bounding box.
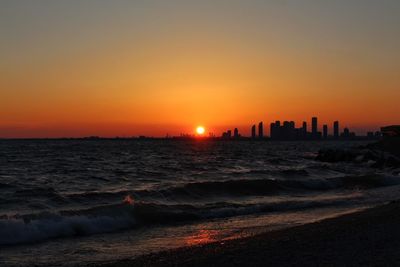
[185,229,219,246]
[184,228,246,246]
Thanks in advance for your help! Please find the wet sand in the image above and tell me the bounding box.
[95,201,400,267]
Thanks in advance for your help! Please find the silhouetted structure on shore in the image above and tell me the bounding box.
[302,121,307,136]
[251,125,256,139]
[312,117,318,138]
[222,128,241,139]
[222,129,232,139]
[258,122,264,139]
[341,127,356,139]
[234,128,240,138]
[323,125,328,139]
[334,121,339,139]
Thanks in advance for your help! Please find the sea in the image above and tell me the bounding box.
[1,139,400,266]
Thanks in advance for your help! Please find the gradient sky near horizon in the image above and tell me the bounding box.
[1,0,399,138]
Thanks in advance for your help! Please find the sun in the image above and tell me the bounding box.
[196,126,205,135]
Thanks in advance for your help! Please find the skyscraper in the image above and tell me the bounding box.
[234,128,239,138]
[269,123,274,139]
[323,124,328,139]
[258,122,264,139]
[289,121,295,139]
[275,121,281,139]
[251,125,256,139]
[312,117,318,138]
[334,121,339,139]
[342,127,350,138]
[302,121,307,138]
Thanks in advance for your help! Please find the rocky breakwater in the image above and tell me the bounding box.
[316,138,400,169]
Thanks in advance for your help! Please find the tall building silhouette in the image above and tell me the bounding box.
[334,121,339,139]
[270,123,275,139]
[323,124,328,139]
[251,125,256,139]
[258,122,264,139]
[289,121,295,139]
[302,121,307,138]
[234,128,239,138]
[342,127,350,138]
[312,117,318,137]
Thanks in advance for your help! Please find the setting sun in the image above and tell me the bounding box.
[196,126,205,135]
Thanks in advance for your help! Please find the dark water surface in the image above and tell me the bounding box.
[0,140,399,266]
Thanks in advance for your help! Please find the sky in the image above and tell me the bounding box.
[1,0,399,138]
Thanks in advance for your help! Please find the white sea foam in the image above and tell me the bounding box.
[0,214,136,246]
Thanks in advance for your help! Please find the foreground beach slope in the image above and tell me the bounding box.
[97,201,400,267]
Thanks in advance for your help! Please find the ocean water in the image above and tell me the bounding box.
[0,139,399,266]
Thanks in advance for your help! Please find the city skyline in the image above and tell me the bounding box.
[0,116,386,139]
[1,115,381,140]
[215,116,380,140]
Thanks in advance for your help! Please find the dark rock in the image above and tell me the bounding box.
[316,144,400,169]
[367,137,400,158]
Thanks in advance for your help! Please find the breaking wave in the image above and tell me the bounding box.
[2,174,398,246]
[0,195,358,246]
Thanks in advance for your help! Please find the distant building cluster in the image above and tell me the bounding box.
[269,117,358,140]
[221,117,382,141]
[222,128,241,139]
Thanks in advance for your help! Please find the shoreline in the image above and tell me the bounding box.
[94,201,400,267]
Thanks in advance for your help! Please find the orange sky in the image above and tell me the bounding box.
[1,1,399,138]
